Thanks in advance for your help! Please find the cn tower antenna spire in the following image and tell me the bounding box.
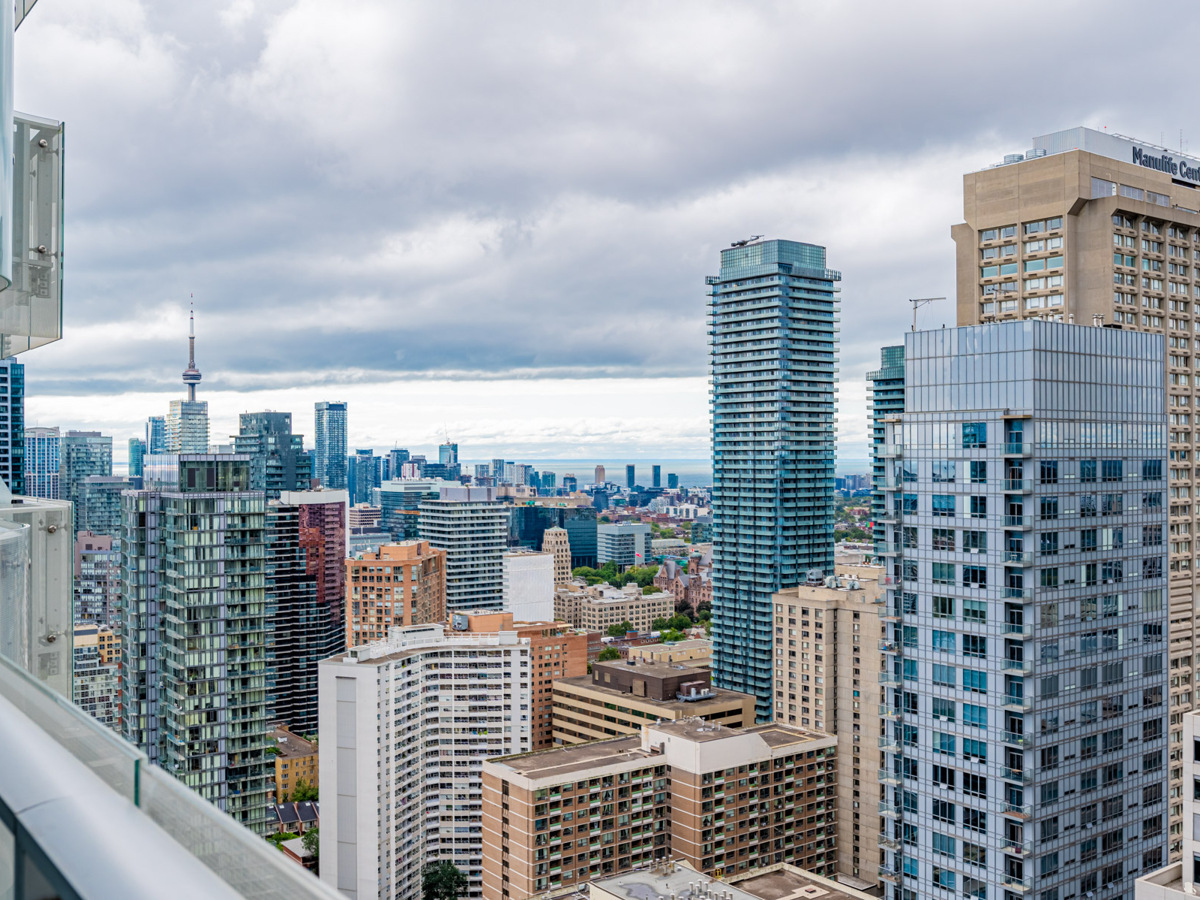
[182,296,202,402]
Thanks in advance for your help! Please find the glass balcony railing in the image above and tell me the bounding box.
[0,648,341,900]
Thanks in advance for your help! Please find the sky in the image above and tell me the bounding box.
[12,0,1198,469]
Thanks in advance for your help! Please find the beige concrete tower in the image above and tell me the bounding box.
[953,126,1189,858]
[542,525,572,584]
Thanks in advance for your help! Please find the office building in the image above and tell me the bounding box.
[542,525,573,584]
[876,321,1168,900]
[347,503,380,529]
[72,623,119,730]
[625,463,635,489]
[502,549,555,621]
[772,565,887,889]
[667,472,679,489]
[272,725,319,803]
[348,448,381,504]
[23,425,58,498]
[145,414,166,453]
[953,129,1200,851]
[480,720,837,900]
[439,441,458,466]
[652,464,661,488]
[378,476,451,540]
[541,471,556,491]
[419,485,508,612]
[119,453,274,834]
[507,502,598,568]
[0,358,22,494]
[266,489,348,735]
[597,522,651,567]
[345,540,446,646]
[595,464,605,485]
[628,638,712,666]
[554,581,672,633]
[127,436,145,478]
[60,430,112,534]
[235,411,312,499]
[1136,709,1200,900]
[77,475,134,538]
[474,462,490,481]
[74,531,119,624]
[562,473,577,492]
[388,447,410,478]
[708,239,839,720]
[313,401,347,489]
[552,657,756,744]
[318,624,532,900]
[451,611,587,749]
[164,310,209,454]
[868,346,905,555]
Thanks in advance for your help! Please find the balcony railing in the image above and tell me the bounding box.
[0,652,342,900]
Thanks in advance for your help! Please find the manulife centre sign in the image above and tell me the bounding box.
[1032,126,1200,189]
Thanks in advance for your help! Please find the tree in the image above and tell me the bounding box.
[423,862,468,900]
[642,585,662,595]
[606,620,633,637]
[652,617,669,631]
[291,778,318,802]
[667,613,693,631]
[598,647,621,662]
[303,827,320,873]
[659,629,686,643]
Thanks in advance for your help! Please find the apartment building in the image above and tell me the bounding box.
[345,540,446,647]
[1136,709,1200,899]
[272,726,319,803]
[502,549,555,622]
[480,719,837,900]
[554,581,673,633]
[772,563,887,889]
[451,610,587,749]
[74,531,119,624]
[876,322,1169,900]
[318,624,532,900]
[419,486,508,612]
[552,658,755,744]
[72,623,119,730]
[953,127,1200,854]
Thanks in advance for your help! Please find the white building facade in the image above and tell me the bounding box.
[502,550,554,621]
[319,624,532,900]
[419,486,508,611]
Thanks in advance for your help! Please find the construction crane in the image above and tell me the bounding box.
[909,296,946,331]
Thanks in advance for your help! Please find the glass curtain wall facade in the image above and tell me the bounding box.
[234,411,312,499]
[119,455,273,834]
[708,239,839,718]
[869,345,905,555]
[22,425,57,498]
[878,321,1169,900]
[0,358,23,493]
[60,430,112,535]
[313,401,347,489]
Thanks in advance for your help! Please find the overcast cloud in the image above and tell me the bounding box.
[11,0,1191,467]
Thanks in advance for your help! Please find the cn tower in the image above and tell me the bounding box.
[181,305,202,402]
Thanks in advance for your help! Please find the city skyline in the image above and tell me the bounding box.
[18,3,1200,463]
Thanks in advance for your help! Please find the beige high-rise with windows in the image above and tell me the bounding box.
[953,126,1194,857]
[772,564,886,890]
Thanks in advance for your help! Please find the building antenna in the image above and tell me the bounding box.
[909,297,945,332]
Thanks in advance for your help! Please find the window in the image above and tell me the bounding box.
[970,461,987,484]
[932,528,955,551]
[963,599,987,623]
[932,495,955,517]
[963,772,986,799]
[970,496,987,519]
[963,669,987,693]
[1039,496,1059,520]
[962,422,987,448]
[963,704,987,728]
[932,868,956,891]
[932,764,955,789]
[932,800,956,824]
[1101,459,1123,482]
[932,596,954,618]
[962,807,986,833]
[1040,460,1058,484]
[1143,459,1163,480]
[933,664,956,686]
[932,832,955,858]
[963,565,987,588]
[932,562,955,585]
[934,731,956,755]
[963,635,986,658]
[932,630,956,652]
[963,739,987,762]
[932,460,956,482]
[963,530,987,552]
[932,698,956,721]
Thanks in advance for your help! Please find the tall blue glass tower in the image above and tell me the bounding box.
[868,345,905,556]
[708,239,839,719]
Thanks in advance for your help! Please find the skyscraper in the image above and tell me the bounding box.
[953,126,1200,855]
[165,309,209,453]
[313,401,347,489]
[667,472,679,490]
[348,448,380,504]
[625,463,635,489]
[419,486,508,612]
[23,425,59,498]
[266,489,347,735]
[145,415,166,453]
[708,238,839,719]
[120,453,273,834]
[0,358,23,494]
[127,437,145,479]
[439,441,457,466]
[77,475,134,538]
[594,464,605,485]
[868,345,905,555]
[234,411,312,499]
[60,430,112,535]
[877,321,1168,900]
[652,463,661,488]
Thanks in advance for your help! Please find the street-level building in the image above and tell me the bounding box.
[554,581,672,634]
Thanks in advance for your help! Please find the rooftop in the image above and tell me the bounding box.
[272,727,316,758]
[557,673,748,713]
[590,861,875,900]
[733,865,877,900]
